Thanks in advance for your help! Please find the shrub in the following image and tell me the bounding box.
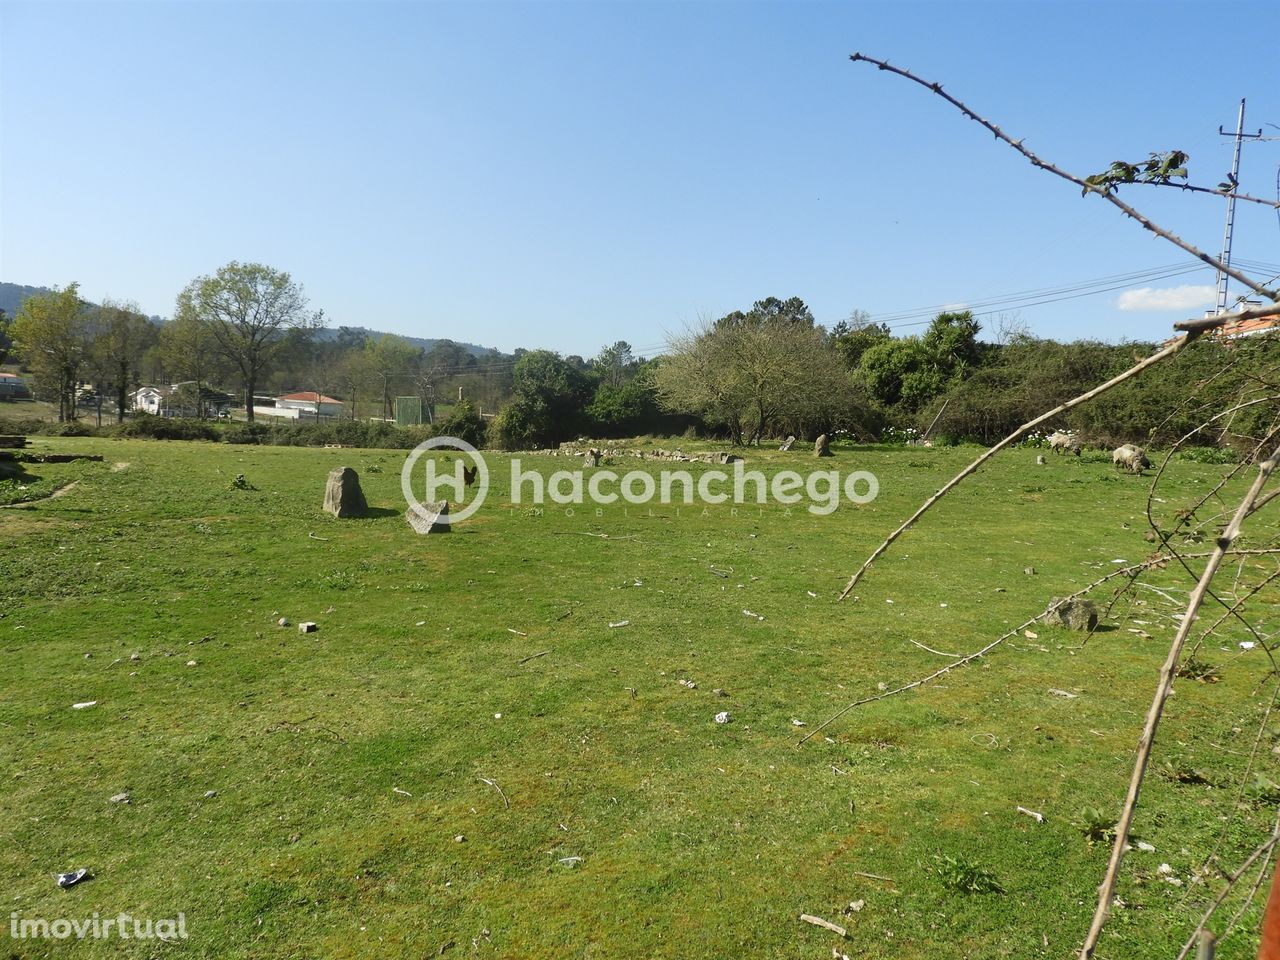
[115,414,219,441]
[224,423,271,445]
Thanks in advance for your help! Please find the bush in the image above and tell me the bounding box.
[115,414,219,441]
[436,400,486,448]
[1178,445,1239,464]
[224,423,271,445]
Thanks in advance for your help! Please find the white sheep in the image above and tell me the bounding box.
[1048,430,1080,456]
[1112,444,1151,475]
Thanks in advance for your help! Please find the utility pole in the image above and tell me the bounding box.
[1214,99,1264,314]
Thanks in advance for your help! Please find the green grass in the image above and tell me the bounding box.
[2,437,1278,958]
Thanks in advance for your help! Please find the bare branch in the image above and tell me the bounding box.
[1080,448,1280,958]
[848,53,1277,302]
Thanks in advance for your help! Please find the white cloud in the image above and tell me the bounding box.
[1116,285,1216,312]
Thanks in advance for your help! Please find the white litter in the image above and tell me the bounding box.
[71,701,97,710]
[608,620,630,629]
[742,609,764,621]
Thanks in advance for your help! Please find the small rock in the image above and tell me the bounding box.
[56,869,90,889]
[277,617,290,627]
[1036,455,1046,465]
[1024,567,1036,576]
[186,660,198,667]
[455,835,466,843]
[109,792,130,804]
[713,688,727,697]
[714,711,731,724]
[203,790,217,799]
[1041,597,1099,631]
[1143,530,1157,543]
[298,622,318,633]
[84,652,92,659]
[129,653,140,662]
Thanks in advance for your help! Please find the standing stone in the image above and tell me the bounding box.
[1040,597,1099,631]
[584,449,601,468]
[1036,455,1047,465]
[323,467,368,518]
[779,436,796,452]
[406,500,450,534]
[814,434,833,457]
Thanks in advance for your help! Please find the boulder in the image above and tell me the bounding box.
[815,434,833,457]
[1041,597,1099,631]
[323,467,368,518]
[779,435,796,452]
[406,500,450,534]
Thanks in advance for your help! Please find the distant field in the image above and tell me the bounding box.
[2,437,1278,958]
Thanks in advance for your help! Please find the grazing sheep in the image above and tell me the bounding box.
[1112,444,1151,475]
[1048,430,1081,456]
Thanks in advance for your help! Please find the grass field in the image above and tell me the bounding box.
[3,437,1279,958]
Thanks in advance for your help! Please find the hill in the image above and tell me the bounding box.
[0,282,495,356]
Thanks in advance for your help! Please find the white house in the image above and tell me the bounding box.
[130,384,234,417]
[132,386,168,415]
[276,392,345,417]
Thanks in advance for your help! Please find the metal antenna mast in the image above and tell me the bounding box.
[1215,99,1264,314]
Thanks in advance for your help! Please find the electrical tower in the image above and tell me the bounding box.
[1215,99,1264,314]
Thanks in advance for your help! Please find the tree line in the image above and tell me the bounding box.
[5,264,1268,450]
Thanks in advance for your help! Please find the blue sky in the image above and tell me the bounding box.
[2,0,1278,356]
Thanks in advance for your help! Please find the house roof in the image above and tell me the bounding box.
[278,391,344,404]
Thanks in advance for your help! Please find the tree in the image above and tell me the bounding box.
[831,310,892,370]
[11,283,91,421]
[177,262,321,422]
[159,309,222,417]
[491,350,592,448]
[363,334,420,419]
[593,340,635,389]
[0,308,12,366]
[90,300,155,422]
[858,310,981,412]
[656,297,853,444]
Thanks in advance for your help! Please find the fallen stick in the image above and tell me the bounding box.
[479,777,510,809]
[308,532,331,541]
[518,650,551,664]
[852,871,895,883]
[908,638,961,658]
[799,914,847,938]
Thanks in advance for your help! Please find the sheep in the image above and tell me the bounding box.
[1112,444,1151,475]
[1048,430,1081,456]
